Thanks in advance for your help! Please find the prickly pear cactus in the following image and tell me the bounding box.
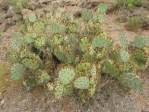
[34,36,47,48]
[10,63,25,80]
[82,9,93,22]
[7,3,149,102]
[23,75,37,91]
[36,70,51,85]
[50,34,78,64]
[120,72,143,91]
[74,62,100,100]
[132,49,148,70]
[74,76,90,89]
[21,52,42,70]
[58,67,76,85]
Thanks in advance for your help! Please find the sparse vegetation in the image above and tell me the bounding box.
[127,16,144,31]
[116,0,143,8]
[8,0,28,12]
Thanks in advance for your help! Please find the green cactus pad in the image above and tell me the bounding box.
[74,76,90,89]
[10,63,25,80]
[120,72,143,91]
[92,37,112,48]
[58,67,76,85]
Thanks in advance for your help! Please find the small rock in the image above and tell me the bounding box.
[0,99,5,106]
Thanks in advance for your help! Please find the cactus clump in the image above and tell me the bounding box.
[7,3,149,102]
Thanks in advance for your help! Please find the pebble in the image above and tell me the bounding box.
[0,99,4,106]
